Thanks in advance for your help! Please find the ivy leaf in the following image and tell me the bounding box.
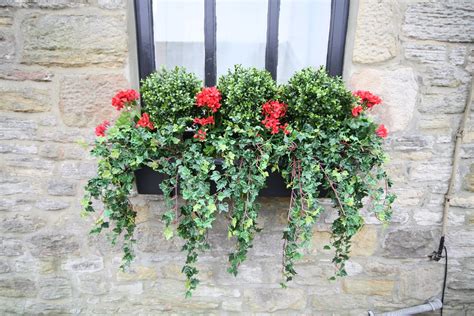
[164,226,174,240]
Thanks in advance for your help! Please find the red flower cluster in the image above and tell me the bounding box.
[196,87,221,113]
[193,116,215,126]
[194,129,206,141]
[112,89,140,111]
[262,100,290,135]
[376,124,388,138]
[353,90,382,109]
[136,113,155,130]
[95,120,110,137]
[351,105,363,117]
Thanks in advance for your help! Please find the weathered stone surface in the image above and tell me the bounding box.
[383,229,438,258]
[77,273,109,295]
[449,259,474,290]
[59,74,127,127]
[409,161,452,183]
[449,47,467,66]
[36,199,70,211]
[390,135,434,152]
[0,181,34,196]
[350,67,418,133]
[0,87,50,112]
[0,261,10,274]
[399,264,444,301]
[0,67,53,81]
[58,161,97,179]
[243,288,306,312]
[403,2,474,43]
[0,116,37,140]
[0,10,13,26]
[342,279,394,296]
[21,13,127,67]
[0,29,15,63]
[38,277,72,300]
[0,214,45,233]
[353,0,398,63]
[351,226,378,257]
[0,0,87,8]
[404,43,446,64]
[29,233,79,257]
[62,256,104,272]
[47,179,76,196]
[0,238,23,256]
[117,266,157,281]
[97,0,125,9]
[0,143,37,155]
[0,278,36,297]
[424,64,471,88]
[419,86,469,114]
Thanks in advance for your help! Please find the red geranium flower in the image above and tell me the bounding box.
[196,87,222,113]
[353,90,382,109]
[112,89,140,111]
[351,105,363,117]
[376,124,388,138]
[261,100,289,134]
[194,129,207,141]
[193,116,215,126]
[95,120,110,137]
[136,113,155,130]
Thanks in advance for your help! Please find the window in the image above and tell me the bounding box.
[135,0,349,85]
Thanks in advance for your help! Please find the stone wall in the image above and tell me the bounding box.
[0,0,472,315]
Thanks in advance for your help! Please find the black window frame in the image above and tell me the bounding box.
[133,0,350,85]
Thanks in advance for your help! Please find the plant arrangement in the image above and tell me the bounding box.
[82,65,395,297]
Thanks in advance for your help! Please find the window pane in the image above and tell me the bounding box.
[277,0,331,83]
[216,0,268,78]
[153,0,205,80]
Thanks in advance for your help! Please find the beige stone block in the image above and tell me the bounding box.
[243,288,306,312]
[59,74,128,127]
[117,266,157,281]
[353,0,399,63]
[0,87,51,113]
[350,67,418,133]
[342,279,394,296]
[21,13,127,67]
[399,264,444,301]
[351,225,378,257]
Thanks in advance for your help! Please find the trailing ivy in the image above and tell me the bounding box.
[82,66,395,297]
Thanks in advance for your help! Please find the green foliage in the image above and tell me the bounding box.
[140,67,202,128]
[218,65,278,126]
[83,65,395,297]
[281,67,355,130]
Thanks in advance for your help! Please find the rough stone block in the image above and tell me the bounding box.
[353,0,398,63]
[399,264,444,301]
[351,226,378,257]
[419,86,469,114]
[424,64,471,88]
[0,87,51,112]
[36,199,70,211]
[116,266,157,281]
[62,256,104,272]
[403,2,474,43]
[58,161,97,179]
[0,278,36,297]
[449,46,467,66]
[29,233,79,257]
[243,288,306,312]
[342,279,394,296]
[0,143,37,155]
[77,273,110,295]
[21,13,127,67]
[0,29,15,63]
[0,0,87,9]
[0,238,23,256]
[97,0,125,9]
[350,67,418,133]
[383,229,439,258]
[404,43,446,64]
[0,116,37,140]
[38,277,72,300]
[0,214,45,233]
[59,74,127,127]
[47,180,76,196]
[0,67,53,81]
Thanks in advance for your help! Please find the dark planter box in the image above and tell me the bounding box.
[135,165,292,197]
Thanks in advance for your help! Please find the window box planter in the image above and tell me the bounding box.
[134,165,291,197]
